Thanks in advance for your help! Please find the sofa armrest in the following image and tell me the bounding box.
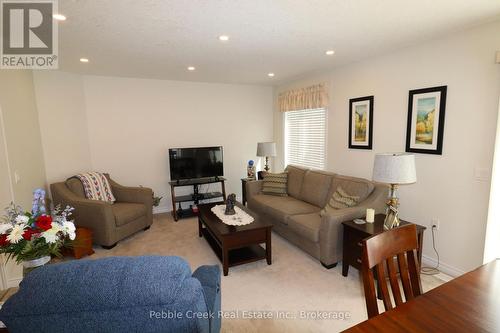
[318,185,388,266]
[245,180,263,202]
[192,265,221,333]
[50,182,116,246]
[319,206,367,266]
[107,177,153,206]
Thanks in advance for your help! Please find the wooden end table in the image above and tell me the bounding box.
[342,214,426,277]
[198,202,272,276]
[63,227,94,259]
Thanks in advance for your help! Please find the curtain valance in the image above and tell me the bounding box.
[278,83,328,112]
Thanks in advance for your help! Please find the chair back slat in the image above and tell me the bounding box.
[361,224,422,318]
[407,249,423,297]
[361,262,379,318]
[375,263,393,311]
[397,252,414,301]
[386,257,403,306]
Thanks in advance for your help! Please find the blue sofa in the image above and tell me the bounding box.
[0,256,221,333]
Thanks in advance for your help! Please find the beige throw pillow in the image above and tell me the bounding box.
[321,186,359,216]
[262,172,288,196]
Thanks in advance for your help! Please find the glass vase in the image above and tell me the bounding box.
[22,256,51,277]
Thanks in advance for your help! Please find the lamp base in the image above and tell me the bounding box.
[264,156,270,172]
[384,184,400,230]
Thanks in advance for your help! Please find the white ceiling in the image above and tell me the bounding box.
[58,0,500,85]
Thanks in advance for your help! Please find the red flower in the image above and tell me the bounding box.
[0,234,9,247]
[22,228,36,241]
[36,215,52,231]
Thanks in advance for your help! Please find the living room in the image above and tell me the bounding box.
[0,1,499,332]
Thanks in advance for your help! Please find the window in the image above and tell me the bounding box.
[284,108,327,170]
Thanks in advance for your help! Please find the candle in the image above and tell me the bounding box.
[366,208,375,223]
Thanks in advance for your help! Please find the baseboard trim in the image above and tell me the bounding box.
[422,255,465,278]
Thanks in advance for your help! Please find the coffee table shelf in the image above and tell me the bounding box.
[200,228,267,267]
[198,202,272,276]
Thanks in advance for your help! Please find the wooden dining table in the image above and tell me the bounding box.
[343,259,500,332]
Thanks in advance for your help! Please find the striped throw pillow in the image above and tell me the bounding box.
[321,186,359,215]
[262,172,288,196]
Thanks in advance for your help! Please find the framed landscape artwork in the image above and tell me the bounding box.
[406,86,447,155]
[349,96,374,149]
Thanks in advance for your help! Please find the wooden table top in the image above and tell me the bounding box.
[198,202,272,236]
[343,259,500,332]
[342,214,426,235]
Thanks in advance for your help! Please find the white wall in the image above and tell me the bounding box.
[274,20,500,274]
[0,70,47,287]
[484,97,500,263]
[34,71,92,185]
[34,73,274,212]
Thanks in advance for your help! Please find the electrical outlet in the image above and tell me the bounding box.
[431,218,440,231]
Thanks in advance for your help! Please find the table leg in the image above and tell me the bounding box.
[342,261,349,277]
[198,217,202,238]
[222,244,229,276]
[266,228,272,265]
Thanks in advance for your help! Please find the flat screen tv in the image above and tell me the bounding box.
[169,146,223,181]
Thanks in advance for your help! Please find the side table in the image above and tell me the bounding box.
[64,227,95,259]
[342,214,426,277]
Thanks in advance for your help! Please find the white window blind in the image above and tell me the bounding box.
[284,108,327,170]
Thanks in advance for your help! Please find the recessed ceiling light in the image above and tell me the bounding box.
[218,35,229,42]
[187,66,196,71]
[325,50,335,56]
[80,58,89,63]
[53,14,66,21]
[268,73,275,77]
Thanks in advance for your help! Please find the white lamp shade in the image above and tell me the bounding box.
[372,153,417,184]
[256,142,277,157]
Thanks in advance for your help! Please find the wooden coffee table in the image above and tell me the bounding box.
[198,202,272,276]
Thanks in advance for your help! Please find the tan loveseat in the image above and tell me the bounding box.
[50,175,153,249]
[246,165,387,268]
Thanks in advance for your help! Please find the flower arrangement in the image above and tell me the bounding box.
[0,189,76,264]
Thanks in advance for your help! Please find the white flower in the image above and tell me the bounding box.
[62,221,75,234]
[6,225,24,244]
[14,215,29,225]
[42,230,58,244]
[50,222,63,233]
[0,223,12,235]
[68,231,76,240]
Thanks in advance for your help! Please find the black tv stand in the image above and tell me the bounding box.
[169,177,226,221]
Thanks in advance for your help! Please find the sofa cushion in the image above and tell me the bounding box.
[285,165,307,198]
[248,194,320,225]
[112,203,147,226]
[66,178,86,198]
[287,213,322,243]
[329,175,375,203]
[300,170,334,207]
[262,172,288,196]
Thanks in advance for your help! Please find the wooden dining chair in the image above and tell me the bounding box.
[361,224,423,318]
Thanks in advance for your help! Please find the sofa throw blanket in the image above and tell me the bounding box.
[75,172,116,203]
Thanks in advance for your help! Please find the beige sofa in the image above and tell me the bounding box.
[51,174,153,249]
[246,165,387,268]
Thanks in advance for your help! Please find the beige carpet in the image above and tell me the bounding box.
[91,213,446,333]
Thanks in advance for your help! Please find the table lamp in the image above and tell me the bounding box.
[256,142,276,172]
[372,153,416,229]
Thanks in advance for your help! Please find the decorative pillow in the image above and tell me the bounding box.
[262,172,288,196]
[321,186,359,216]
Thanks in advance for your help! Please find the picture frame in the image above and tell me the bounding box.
[349,96,374,149]
[405,86,447,155]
